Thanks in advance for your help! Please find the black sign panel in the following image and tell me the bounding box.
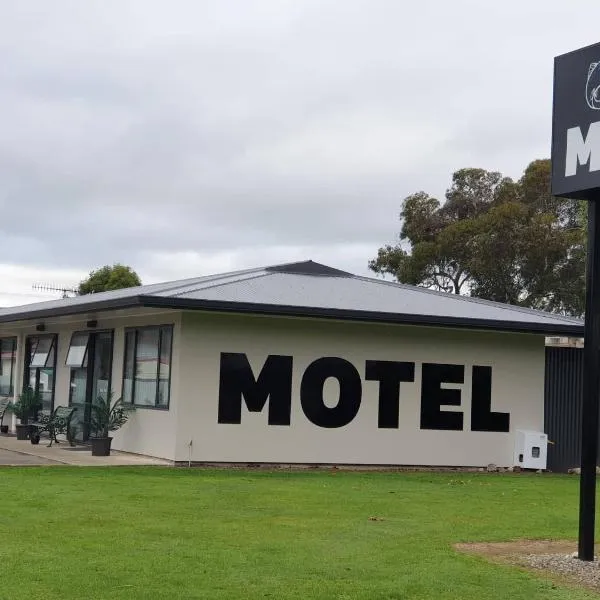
[552,41,600,199]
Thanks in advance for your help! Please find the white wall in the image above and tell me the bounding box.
[0,309,182,461]
[0,308,547,466]
[177,312,546,467]
[109,311,182,461]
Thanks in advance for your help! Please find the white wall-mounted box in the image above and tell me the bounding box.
[514,429,548,470]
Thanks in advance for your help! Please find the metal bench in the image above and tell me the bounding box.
[30,405,78,447]
[0,397,10,433]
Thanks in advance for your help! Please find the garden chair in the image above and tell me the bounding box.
[30,405,77,447]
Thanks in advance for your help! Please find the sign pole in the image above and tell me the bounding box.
[551,42,600,560]
[579,197,600,561]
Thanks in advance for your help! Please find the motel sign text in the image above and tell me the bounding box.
[218,353,510,433]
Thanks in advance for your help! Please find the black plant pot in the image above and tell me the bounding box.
[91,437,112,456]
[30,431,40,445]
[15,424,29,440]
[0,425,8,434]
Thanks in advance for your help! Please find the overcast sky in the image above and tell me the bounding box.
[0,0,598,305]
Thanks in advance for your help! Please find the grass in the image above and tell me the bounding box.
[0,468,598,600]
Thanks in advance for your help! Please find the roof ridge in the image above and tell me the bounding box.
[352,274,583,325]
[265,260,353,277]
[143,260,343,294]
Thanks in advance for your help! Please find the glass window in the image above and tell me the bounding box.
[69,368,88,405]
[92,332,113,402]
[0,338,16,396]
[134,328,159,406]
[30,336,55,368]
[65,332,89,368]
[123,325,173,408]
[122,331,135,405]
[67,330,114,443]
[158,326,172,408]
[25,335,57,412]
[38,368,55,412]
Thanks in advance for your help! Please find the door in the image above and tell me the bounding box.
[24,334,57,414]
[67,330,113,441]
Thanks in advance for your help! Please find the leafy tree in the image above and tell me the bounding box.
[369,160,586,317]
[78,264,142,295]
[369,169,510,295]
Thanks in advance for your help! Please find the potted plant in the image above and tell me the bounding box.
[89,393,135,456]
[6,388,42,440]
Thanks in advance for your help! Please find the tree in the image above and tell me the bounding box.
[369,160,586,317]
[78,264,142,295]
[369,169,511,295]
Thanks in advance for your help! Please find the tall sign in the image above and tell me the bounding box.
[553,42,600,198]
[552,41,600,561]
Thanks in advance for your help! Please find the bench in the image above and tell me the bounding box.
[0,397,10,432]
[30,405,78,447]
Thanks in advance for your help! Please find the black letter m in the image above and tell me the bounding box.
[218,353,293,425]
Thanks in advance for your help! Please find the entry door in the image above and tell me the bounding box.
[67,331,113,441]
[24,335,57,413]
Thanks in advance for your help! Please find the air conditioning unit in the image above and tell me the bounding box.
[514,430,548,470]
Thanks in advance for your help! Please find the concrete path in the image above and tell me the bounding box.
[0,447,62,465]
[0,434,172,466]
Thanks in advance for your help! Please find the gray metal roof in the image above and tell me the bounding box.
[0,260,584,335]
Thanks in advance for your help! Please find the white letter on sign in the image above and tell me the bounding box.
[565,121,600,176]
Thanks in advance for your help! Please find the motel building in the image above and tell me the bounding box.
[0,260,584,468]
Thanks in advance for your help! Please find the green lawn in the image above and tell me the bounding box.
[0,468,598,600]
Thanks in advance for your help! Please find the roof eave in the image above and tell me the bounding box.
[0,294,581,336]
[138,295,584,337]
[0,296,145,324]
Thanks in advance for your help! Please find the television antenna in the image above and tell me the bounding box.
[32,283,79,299]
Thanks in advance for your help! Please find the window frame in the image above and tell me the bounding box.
[0,337,17,397]
[24,333,58,411]
[67,329,114,406]
[122,324,173,410]
[65,332,91,368]
[68,329,114,442]
[30,335,56,368]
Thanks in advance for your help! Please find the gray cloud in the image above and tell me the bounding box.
[0,0,598,290]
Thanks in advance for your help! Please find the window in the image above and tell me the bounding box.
[30,336,56,368]
[68,330,114,442]
[69,367,87,405]
[123,325,173,408]
[0,338,16,396]
[25,334,57,412]
[65,332,90,368]
[68,331,113,406]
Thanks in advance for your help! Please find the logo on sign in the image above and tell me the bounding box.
[586,62,600,110]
